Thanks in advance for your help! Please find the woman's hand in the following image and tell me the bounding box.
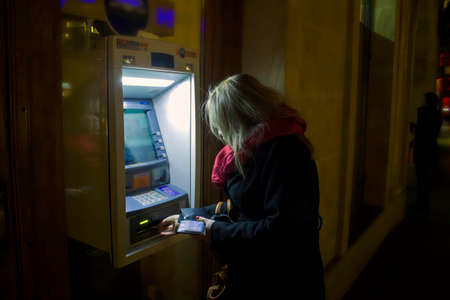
[158,214,180,236]
[196,216,215,235]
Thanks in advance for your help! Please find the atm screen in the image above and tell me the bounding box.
[124,110,157,165]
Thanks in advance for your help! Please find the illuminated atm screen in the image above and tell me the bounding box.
[123,101,170,194]
[124,109,157,165]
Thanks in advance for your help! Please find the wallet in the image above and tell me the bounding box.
[177,220,206,235]
[178,205,233,224]
[178,207,210,222]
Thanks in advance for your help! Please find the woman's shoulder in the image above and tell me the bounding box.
[259,134,312,160]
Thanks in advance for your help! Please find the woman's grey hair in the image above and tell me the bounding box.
[202,74,297,176]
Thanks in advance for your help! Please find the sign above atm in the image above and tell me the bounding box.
[117,39,148,51]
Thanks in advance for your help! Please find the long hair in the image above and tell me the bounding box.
[202,74,312,175]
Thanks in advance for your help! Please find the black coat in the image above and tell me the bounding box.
[414,105,442,164]
[209,135,325,299]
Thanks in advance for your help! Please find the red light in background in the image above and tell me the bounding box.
[442,97,450,107]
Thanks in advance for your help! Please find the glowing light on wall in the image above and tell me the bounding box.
[122,77,174,87]
[157,7,175,28]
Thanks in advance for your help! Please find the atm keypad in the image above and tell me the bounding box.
[134,191,168,206]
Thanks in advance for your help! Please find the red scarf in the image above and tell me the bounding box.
[211,110,307,188]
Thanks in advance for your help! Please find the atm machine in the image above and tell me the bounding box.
[62,34,200,267]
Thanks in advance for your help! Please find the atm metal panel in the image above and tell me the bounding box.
[63,36,111,252]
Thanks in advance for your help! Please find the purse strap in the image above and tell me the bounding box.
[206,265,229,300]
[214,201,223,215]
[214,199,232,215]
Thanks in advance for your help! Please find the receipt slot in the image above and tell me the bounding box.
[63,35,200,267]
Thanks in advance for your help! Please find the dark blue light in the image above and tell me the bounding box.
[156,7,175,28]
[116,0,141,7]
[61,0,96,7]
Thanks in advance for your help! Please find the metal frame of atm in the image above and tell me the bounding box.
[108,36,201,267]
[63,34,201,268]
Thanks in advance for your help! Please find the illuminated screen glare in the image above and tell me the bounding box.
[124,110,157,165]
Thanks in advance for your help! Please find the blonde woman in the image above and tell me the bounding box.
[159,74,325,299]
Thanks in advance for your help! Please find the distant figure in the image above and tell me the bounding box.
[413,92,443,212]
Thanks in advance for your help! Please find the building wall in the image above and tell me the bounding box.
[285,0,355,267]
[241,0,286,94]
[158,0,202,51]
[283,0,438,299]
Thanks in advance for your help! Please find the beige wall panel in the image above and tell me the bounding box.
[297,1,351,35]
[242,0,286,93]
[286,0,352,266]
[160,0,202,51]
[140,238,202,300]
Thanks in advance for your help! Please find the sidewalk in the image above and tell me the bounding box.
[343,121,450,299]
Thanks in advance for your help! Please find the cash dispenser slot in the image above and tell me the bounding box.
[129,214,159,244]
